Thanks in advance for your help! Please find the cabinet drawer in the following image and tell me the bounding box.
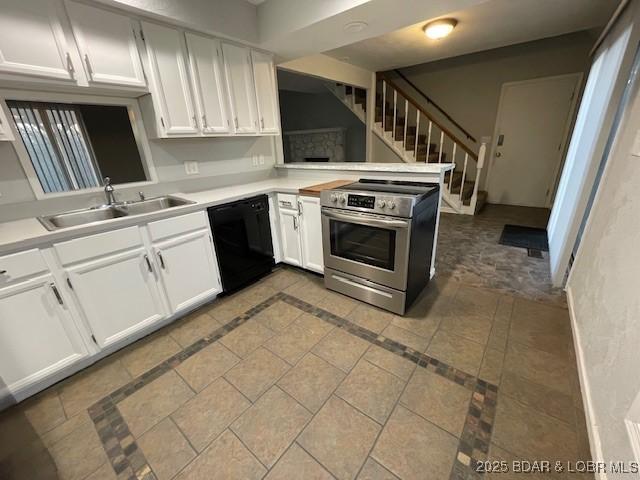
[277,193,298,210]
[0,249,49,284]
[55,226,143,265]
[147,211,208,242]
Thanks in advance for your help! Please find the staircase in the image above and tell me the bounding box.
[373,73,488,214]
[325,83,367,123]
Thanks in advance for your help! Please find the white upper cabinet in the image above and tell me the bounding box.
[141,22,198,136]
[251,51,280,134]
[222,43,258,134]
[0,0,77,82]
[186,33,231,134]
[64,1,146,89]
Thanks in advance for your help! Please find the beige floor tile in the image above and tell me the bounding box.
[486,444,554,480]
[265,443,334,480]
[357,458,399,479]
[400,368,471,437]
[254,300,304,332]
[204,297,252,324]
[175,430,266,480]
[316,291,359,317]
[479,348,505,385]
[285,277,330,304]
[176,342,240,392]
[440,313,493,345]
[172,377,250,452]
[264,321,328,365]
[312,328,370,373]
[231,387,311,467]
[426,330,485,376]
[372,406,458,480]
[220,319,276,358]
[336,360,405,424]
[293,313,335,337]
[450,285,500,319]
[503,341,572,394]
[347,304,394,334]
[381,325,430,352]
[85,462,117,480]
[500,371,574,424]
[261,268,305,291]
[224,348,290,401]
[119,371,194,438]
[277,353,345,413]
[492,395,578,461]
[234,283,278,306]
[59,358,131,417]
[363,346,416,381]
[40,411,91,449]
[168,311,222,348]
[119,333,182,378]
[138,418,196,480]
[48,416,107,480]
[299,396,381,480]
[509,303,571,357]
[22,390,66,435]
[390,314,440,340]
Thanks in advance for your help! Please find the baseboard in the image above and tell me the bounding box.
[566,285,607,479]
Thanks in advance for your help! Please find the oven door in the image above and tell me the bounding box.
[322,207,410,290]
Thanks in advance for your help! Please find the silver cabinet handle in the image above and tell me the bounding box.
[84,54,93,76]
[50,283,64,305]
[157,252,166,269]
[293,216,298,230]
[144,254,153,273]
[192,115,197,127]
[280,200,292,208]
[261,117,265,129]
[297,201,302,215]
[202,114,207,128]
[0,270,6,275]
[66,52,75,74]
[234,117,239,129]
[322,209,410,229]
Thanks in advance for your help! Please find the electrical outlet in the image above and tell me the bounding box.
[184,161,199,175]
[259,154,265,165]
[252,155,259,167]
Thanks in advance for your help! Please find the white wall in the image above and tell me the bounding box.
[566,49,640,471]
[278,54,373,90]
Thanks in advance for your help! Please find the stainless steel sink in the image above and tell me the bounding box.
[38,196,195,231]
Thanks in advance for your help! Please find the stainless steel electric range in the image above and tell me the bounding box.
[320,179,440,315]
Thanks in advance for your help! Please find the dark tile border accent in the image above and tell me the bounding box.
[527,248,543,258]
[87,289,499,480]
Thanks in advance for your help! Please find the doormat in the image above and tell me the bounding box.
[499,224,549,251]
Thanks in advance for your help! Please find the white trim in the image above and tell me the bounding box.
[485,72,583,205]
[566,285,607,479]
[0,89,157,200]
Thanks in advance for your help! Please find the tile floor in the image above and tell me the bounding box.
[0,263,591,480]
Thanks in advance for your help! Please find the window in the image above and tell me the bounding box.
[7,100,150,194]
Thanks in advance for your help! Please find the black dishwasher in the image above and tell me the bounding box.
[208,195,275,292]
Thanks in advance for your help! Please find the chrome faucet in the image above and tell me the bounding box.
[104,177,116,205]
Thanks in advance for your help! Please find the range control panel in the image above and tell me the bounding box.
[347,194,375,209]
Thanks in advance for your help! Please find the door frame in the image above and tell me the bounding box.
[485,72,583,208]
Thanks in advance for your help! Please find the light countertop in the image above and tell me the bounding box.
[275,162,455,173]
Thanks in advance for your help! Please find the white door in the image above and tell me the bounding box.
[251,50,280,134]
[298,196,324,273]
[65,1,146,88]
[0,0,76,81]
[278,208,303,267]
[68,248,166,348]
[222,43,258,133]
[141,22,198,136]
[154,229,221,313]
[487,73,581,208]
[186,33,231,134]
[0,275,87,393]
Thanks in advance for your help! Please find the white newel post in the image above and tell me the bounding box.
[470,139,488,213]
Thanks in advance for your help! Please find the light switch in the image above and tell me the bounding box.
[184,161,199,175]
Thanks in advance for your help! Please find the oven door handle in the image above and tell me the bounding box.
[322,210,410,229]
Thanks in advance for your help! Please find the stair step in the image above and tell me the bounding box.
[415,143,436,154]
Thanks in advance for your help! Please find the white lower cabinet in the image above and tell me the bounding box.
[277,194,324,273]
[278,207,303,267]
[66,247,166,348]
[153,228,221,314]
[0,273,87,394]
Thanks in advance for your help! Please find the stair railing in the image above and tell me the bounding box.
[376,73,488,212]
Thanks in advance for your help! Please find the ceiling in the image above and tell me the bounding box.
[325,0,617,71]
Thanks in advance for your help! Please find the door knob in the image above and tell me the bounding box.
[495,152,502,157]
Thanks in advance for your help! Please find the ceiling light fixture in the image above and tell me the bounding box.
[344,21,368,33]
[423,18,457,40]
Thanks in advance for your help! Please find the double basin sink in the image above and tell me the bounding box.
[38,196,195,231]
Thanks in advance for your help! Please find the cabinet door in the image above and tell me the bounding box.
[65,1,146,88]
[68,248,166,348]
[154,229,221,314]
[299,196,324,273]
[278,209,303,267]
[186,33,231,134]
[222,43,258,133]
[0,274,87,393]
[0,0,76,81]
[141,22,198,136]
[251,51,280,134]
